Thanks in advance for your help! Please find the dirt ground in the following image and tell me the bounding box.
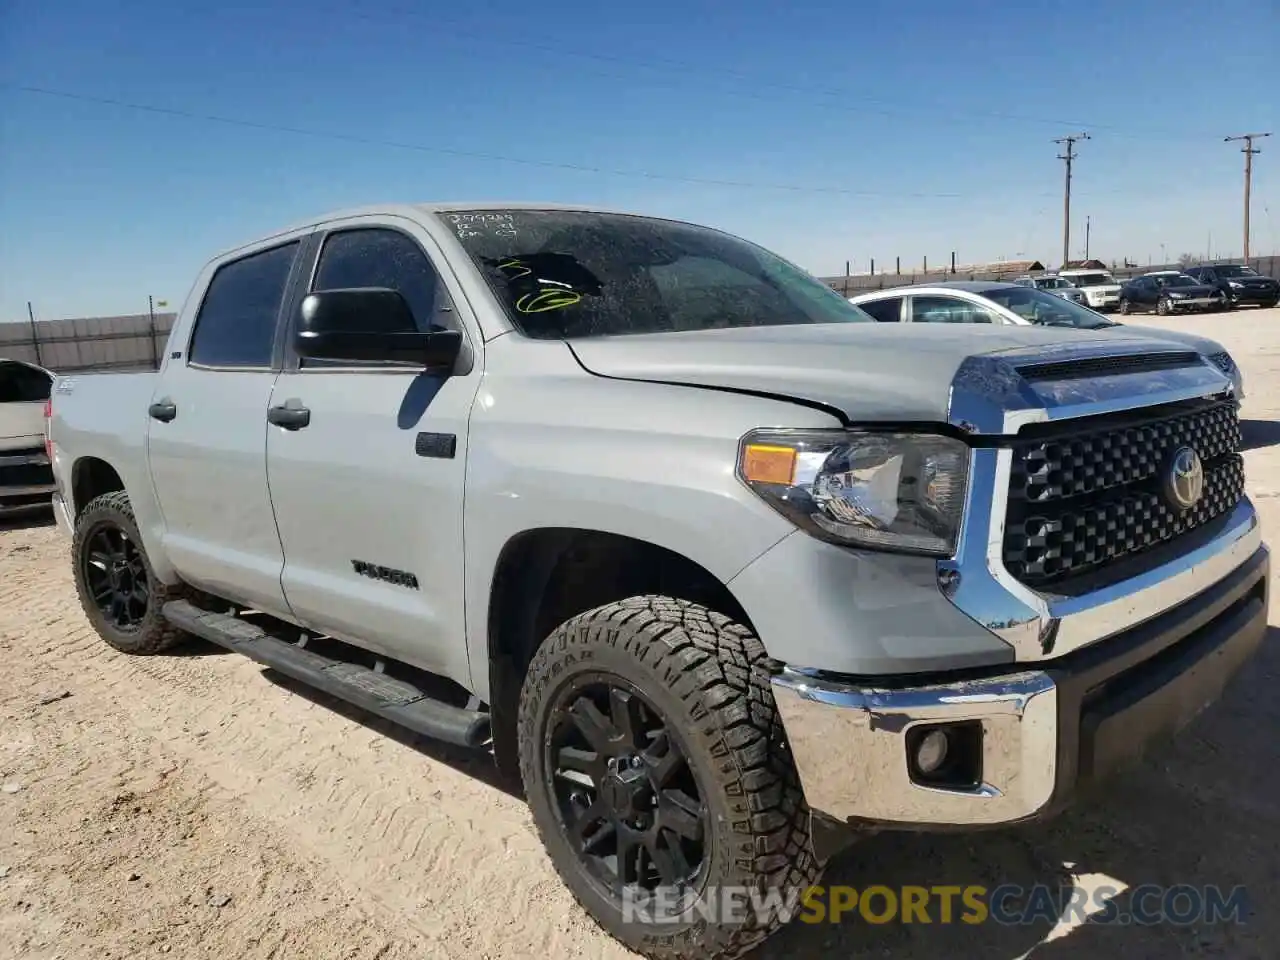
[3,306,1280,960]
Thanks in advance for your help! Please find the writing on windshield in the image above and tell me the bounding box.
[443,209,873,338]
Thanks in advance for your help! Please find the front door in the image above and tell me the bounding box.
[265,220,481,685]
[146,239,304,617]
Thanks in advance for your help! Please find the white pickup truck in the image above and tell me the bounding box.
[46,203,1269,959]
[1,358,56,515]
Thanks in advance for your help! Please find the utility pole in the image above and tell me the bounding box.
[1053,132,1090,268]
[1085,215,1091,260]
[1225,132,1270,261]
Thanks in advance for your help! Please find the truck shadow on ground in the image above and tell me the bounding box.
[259,667,522,798]
[763,624,1279,960]
[1240,419,1280,451]
[0,508,55,533]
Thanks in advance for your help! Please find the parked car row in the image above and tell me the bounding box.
[850,280,1245,396]
[1006,263,1278,316]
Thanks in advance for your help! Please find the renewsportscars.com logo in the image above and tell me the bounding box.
[621,883,1250,927]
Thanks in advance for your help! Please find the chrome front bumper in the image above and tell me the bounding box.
[772,543,1269,830]
[773,668,1058,826]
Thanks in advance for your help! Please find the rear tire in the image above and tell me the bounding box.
[72,491,191,654]
[517,596,822,960]
[1118,298,1132,315]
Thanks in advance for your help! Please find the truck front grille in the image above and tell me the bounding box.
[1002,398,1243,586]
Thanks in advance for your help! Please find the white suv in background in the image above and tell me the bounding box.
[1057,268,1124,311]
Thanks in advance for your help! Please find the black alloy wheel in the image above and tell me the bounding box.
[72,490,192,654]
[545,674,710,906]
[82,524,149,631]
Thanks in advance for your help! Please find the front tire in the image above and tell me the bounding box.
[72,491,190,654]
[1118,298,1132,315]
[517,597,822,960]
[1157,296,1172,316]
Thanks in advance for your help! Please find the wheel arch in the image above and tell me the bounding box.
[70,456,126,521]
[484,526,756,778]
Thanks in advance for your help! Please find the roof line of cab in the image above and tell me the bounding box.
[204,201,703,265]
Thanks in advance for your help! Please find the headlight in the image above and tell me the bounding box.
[738,430,969,556]
[1228,281,1244,289]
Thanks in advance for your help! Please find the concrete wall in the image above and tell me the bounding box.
[0,312,178,374]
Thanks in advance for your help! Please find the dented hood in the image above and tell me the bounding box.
[567,323,1210,426]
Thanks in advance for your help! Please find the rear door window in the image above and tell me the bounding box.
[0,362,52,403]
[188,242,299,367]
[857,297,904,322]
[909,295,998,323]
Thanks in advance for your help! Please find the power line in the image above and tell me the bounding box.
[1,81,1010,200]
[306,1,1215,142]
[0,81,1203,205]
[72,0,1214,142]
[1053,132,1089,267]
[1225,132,1271,260]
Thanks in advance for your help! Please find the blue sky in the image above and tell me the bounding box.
[1,0,1276,321]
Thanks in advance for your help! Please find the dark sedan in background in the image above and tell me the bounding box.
[1183,263,1279,308]
[1118,271,1227,315]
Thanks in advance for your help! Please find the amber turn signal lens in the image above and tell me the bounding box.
[741,443,797,485]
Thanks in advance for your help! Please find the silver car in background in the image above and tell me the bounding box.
[1013,274,1089,305]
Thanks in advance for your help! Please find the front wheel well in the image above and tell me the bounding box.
[486,528,754,778]
[71,458,126,520]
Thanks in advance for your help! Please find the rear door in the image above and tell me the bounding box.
[265,217,482,682]
[145,237,310,617]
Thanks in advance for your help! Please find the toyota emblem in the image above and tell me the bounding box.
[1162,446,1205,511]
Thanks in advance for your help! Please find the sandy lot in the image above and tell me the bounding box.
[3,307,1279,960]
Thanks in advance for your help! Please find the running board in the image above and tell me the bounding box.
[162,599,490,748]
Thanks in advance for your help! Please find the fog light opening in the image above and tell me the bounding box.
[906,721,983,788]
[915,729,949,774]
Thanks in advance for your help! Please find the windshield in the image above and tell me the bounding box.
[1036,277,1070,289]
[982,286,1118,329]
[1066,272,1115,287]
[441,209,873,338]
[1152,274,1198,288]
[1215,265,1259,278]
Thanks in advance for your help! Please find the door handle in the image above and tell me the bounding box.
[268,404,311,430]
[148,400,177,422]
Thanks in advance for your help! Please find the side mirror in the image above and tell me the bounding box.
[295,288,462,368]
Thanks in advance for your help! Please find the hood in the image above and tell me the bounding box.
[1107,324,1225,355]
[567,323,1224,428]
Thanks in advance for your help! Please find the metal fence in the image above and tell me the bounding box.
[823,255,1280,296]
[0,311,178,373]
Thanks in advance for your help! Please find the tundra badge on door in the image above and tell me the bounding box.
[351,560,420,590]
